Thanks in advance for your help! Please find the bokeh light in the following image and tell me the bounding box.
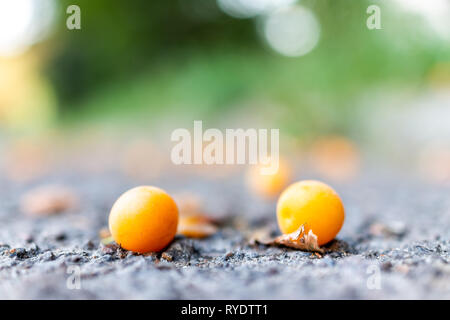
[217,0,296,19]
[309,136,360,182]
[0,0,56,57]
[262,5,320,57]
[419,144,450,184]
[395,0,450,40]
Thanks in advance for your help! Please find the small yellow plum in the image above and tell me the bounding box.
[109,186,179,253]
[276,180,344,245]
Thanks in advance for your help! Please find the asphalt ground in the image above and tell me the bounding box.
[0,166,448,299]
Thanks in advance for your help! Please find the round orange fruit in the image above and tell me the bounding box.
[276,180,344,245]
[109,186,179,253]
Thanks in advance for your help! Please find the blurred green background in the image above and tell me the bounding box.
[0,0,449,181]
[0,0,448,131]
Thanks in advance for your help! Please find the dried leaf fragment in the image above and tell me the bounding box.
[161,252,173,262]
[247,227,274,246]
[20,185,78,216]
[253,225,324,253]
[174,193,218,238]
[369,221,407,238]
[177,214,218,238]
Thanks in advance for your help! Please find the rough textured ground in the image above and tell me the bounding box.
[0,168,449,299]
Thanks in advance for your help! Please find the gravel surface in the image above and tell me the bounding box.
[0,169,449,299]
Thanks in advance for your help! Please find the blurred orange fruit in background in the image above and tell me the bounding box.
[246,158,293,199]
[309,136,360,182]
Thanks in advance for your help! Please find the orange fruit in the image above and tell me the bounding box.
[276,180,344,245]
[109,186,179,253]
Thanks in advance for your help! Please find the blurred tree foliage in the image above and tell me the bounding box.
[47,0,256,110]
[44,0,449,135]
